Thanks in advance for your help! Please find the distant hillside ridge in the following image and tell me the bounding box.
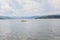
[0,15,60,19]
[35,15,60,19]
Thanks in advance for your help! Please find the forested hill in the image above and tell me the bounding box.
[35,15,60,19]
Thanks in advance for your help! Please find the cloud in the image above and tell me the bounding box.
[0,0,60,16]
[1,4,12,11]
[0,0,12,11]
[48,0,60,9]
[8,0,42,16]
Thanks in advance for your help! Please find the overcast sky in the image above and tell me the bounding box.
[0,0,60,16]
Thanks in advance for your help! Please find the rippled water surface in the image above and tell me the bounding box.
[0,19,60,40]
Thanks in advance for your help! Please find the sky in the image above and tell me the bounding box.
[0,0,60,16]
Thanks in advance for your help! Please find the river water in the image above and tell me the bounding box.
[0,19,60,40]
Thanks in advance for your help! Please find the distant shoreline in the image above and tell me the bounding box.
[0,15,60,19]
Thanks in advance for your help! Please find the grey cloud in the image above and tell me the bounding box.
[0,0,60,16]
